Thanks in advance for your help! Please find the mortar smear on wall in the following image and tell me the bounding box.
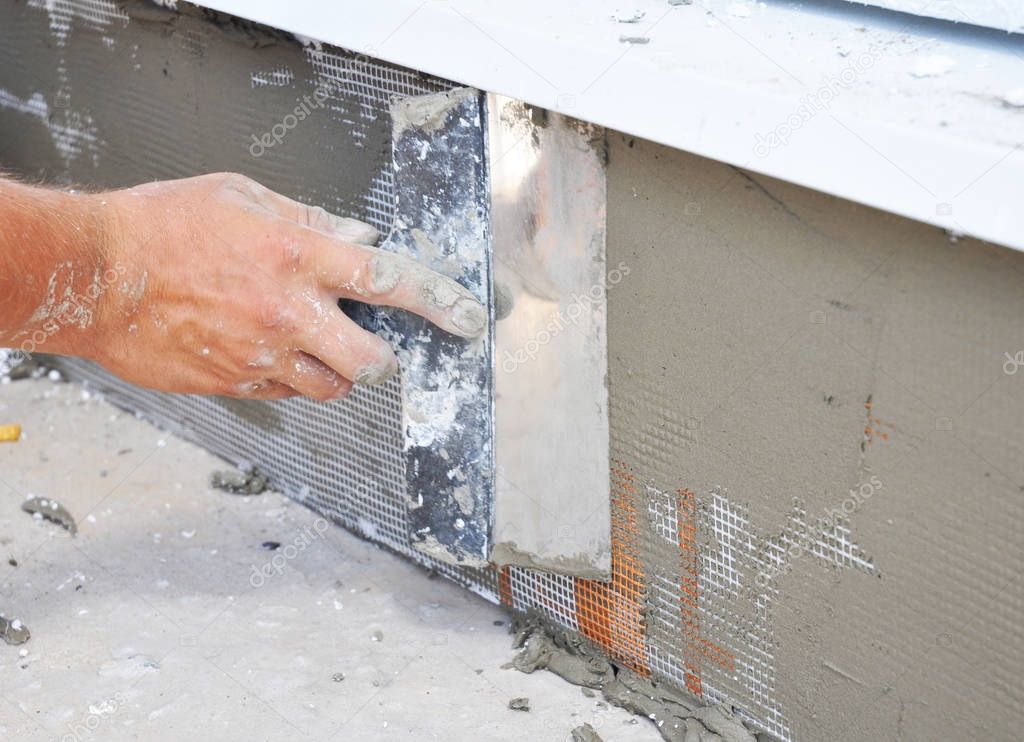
[500,469,879,742]
[0,88,100,169]
[251,67,294,88]
[28,0,127,46]
[301,47,450,231]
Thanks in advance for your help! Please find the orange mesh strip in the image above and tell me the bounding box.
[678,488,704,696]
[575,461,650,677]
[678,488,736,688]
[499,566,513,608]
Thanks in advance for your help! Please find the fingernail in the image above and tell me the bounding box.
[354,357,398,386]
[451,297,487,337]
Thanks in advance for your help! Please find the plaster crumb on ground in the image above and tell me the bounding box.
[0,615,31,645]
[909,54,956,78]
[508,697,531,711]
[611,11,646,23]
[210,467,268,495]
[21,494,77,535]
[571,723,604,741]
[619,35,650,44]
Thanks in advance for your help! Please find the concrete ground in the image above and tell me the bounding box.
[0,376,656,742]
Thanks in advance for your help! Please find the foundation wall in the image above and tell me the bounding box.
[1,2,1021,739]
[604,132,1024,739]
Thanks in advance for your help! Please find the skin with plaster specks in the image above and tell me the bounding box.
[0,173,487,401]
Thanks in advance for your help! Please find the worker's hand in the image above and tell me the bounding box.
[89,173,486,401]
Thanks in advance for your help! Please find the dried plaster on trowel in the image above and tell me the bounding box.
[391,86,477,139]
[378,238,488,451]
[380,90,490,527]
[507,615,757,742]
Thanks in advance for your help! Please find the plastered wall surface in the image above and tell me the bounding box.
[605,131,1023,739]
[1,1,1022,739]
[0,1,393,214]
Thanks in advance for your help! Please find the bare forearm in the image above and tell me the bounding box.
[0,178,112,359]
[0,172,485,401]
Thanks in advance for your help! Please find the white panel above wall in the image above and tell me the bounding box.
[189,0,1024,253]
[846,0,1024,32]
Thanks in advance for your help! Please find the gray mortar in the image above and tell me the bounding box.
[571,723,604,742]
[0,0,385,218]
[0,614,30,645]
[21,495,77,535]
[507,615,756,742]
[605,131,1024,739]
[209,467,268,495]
[391,87,477,139]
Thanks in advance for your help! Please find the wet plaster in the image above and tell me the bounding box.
[508,615,756,742]
[605,131,1024,739]
[0,0,386,220]
[21,495,77,536]
[209,467,268,495]
[571,723,604,742]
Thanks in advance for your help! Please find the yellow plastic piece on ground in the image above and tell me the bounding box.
[0,424,22,442]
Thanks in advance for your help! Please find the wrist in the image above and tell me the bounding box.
[64,191,129,361]
[0,183,119,361]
